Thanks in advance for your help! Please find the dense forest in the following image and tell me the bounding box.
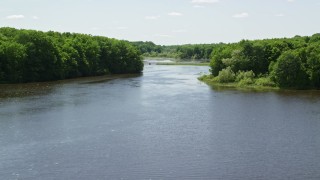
[131,41,216,60]
[0,27,143,83]
[199,34,320,89]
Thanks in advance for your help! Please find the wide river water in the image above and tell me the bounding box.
[1,64,320,179]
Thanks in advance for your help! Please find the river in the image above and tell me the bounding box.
[1,64,320,179]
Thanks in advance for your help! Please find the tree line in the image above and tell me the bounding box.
[1,27,319,88]
[207,34,320,89]
[131,41,216,60]
[0,27,143,83]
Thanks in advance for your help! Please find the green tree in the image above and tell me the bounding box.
[0,41,26,82]
[16,30,63,82]
[271,50,309,88]
[305,43,320,87]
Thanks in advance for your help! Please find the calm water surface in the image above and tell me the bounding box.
[1,65,320,180]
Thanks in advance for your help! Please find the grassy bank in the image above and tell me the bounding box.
[198,74,280,91]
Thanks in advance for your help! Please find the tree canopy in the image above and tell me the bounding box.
[0,27,143,83]
[207,34,320,89]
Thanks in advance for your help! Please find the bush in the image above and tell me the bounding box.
[235,70,255,82]
[255,77,276,87]
[198,74,213,81]
[215,66,235,83]
[235,70,255,86]
[238,78,255,86]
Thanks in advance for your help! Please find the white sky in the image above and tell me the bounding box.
[1,0,320,45]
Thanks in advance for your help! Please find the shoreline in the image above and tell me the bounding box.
[0,74,141,98]
[199,79,280,91]
[199,77,320,92]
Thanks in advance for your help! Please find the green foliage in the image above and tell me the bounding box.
[305,43,320,87]
[235,70,255,86]
[215,67,235,83]
[198,74,213,81]
[210,57,224,76]
[210,45,234,76]
[271,50,309,88]
[309,33,320,43]
[255,77,276,87]
[208,34,320,89]
[0,27,143,83]
[238,78,255,87]
[0,40,26,82]
[131,41,217,60]
[131,41,162,54]
[16,30,63,81]
[235,70,255,82]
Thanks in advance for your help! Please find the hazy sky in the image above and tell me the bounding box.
[1,0,320,45]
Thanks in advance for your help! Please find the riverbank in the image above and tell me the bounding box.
[198,74,320,91]
[198,74,280,91]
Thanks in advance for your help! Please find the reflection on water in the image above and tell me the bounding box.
[0,65,320,180]
[0,82,55,98]
[0,74,140,99]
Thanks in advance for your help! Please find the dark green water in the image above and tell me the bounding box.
[1,65,320,179]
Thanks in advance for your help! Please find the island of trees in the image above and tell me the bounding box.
[132,34,320,89]
[200,34,320,89]
[0,27,143,83]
